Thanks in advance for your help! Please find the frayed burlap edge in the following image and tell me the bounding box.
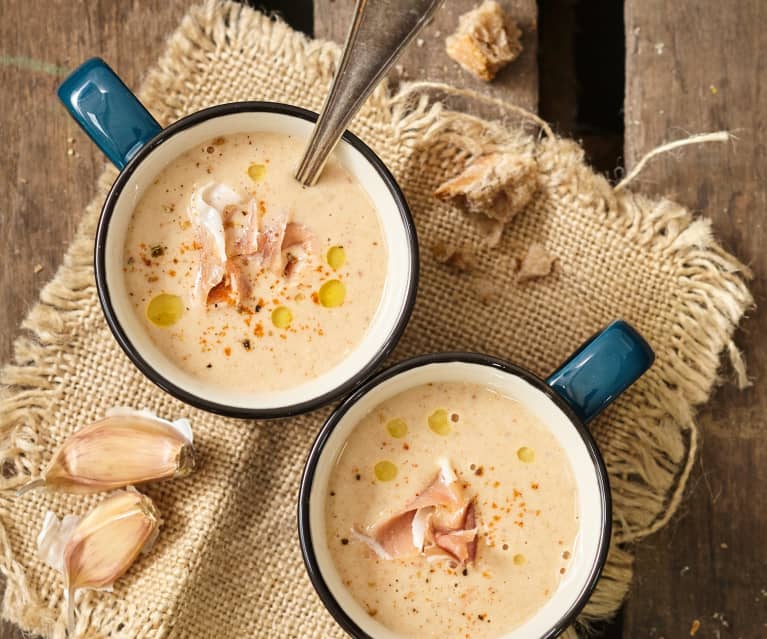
[0,1,754,637]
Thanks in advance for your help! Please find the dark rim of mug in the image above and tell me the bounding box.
[298,352,612,639]
[95,102,419,419]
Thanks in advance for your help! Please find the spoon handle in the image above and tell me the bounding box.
[295,0,444,186]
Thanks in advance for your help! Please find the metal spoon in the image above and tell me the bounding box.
[295,0,444,186]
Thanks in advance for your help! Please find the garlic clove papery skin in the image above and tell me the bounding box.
[19,410,196,495]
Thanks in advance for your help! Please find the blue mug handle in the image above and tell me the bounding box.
[57,58,162,169]
[547,320,654,423]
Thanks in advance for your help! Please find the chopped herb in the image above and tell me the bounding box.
[255,304,262,312]
[242,339,252,350]
[462,568,468,576]
[150,245,165,258]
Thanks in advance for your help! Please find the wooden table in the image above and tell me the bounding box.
[1,1,764,637]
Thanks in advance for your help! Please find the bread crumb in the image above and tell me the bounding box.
[432,241,476,273]
[517,243,554,282]
[474,278,500,304]
[33,263,43,274]
[434,152,538,246]
[472,255,517,303]
[445,0,522,81]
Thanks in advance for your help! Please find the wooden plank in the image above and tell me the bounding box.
[0,1,189,636]
[314,0,539,112]
[623,2,767,638]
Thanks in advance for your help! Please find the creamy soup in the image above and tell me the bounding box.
[326,382,579,638]
[123,132,387,393]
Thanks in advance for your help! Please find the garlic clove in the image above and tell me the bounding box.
[37,490,161,634]
[18,409,196,495]
[64,490,160,591]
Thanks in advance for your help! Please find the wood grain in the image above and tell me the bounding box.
[314,0,539,112]
[0,2,188,637]
[623,2,767,638]
[2,0,763,637]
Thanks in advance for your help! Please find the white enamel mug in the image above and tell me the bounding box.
[58,58,419,418]
[299,322,654,638]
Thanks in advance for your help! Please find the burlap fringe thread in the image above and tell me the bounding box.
[0,2,754,637]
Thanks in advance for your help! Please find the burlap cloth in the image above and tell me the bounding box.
[0,2,754,638]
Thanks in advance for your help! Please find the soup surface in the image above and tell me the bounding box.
[326,382,579,638]
[123,132,387,393]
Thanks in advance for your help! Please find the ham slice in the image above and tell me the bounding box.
[188,184,241,305]
[352,510,417,560]
[352,460,479,566]
[281,223,319,278]
[258,209,289,272]
[206,260,251,306]
[433,500,477,563]
[226,199,262,257]
[188,182,318,308]
[226,203,317,277]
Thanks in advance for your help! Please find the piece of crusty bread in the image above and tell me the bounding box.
[445,0,522,81]
[434,151,538,247]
